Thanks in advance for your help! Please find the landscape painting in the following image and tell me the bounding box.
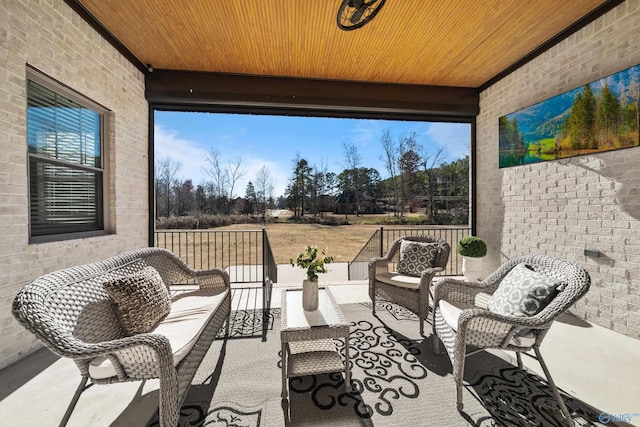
[499,63,640,168]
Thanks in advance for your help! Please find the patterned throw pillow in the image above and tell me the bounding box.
[103,266,171,335]
[396,240,439,277]
[487,263,561,317]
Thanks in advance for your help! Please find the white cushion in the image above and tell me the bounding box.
[377,273,421,290]
[474,292,492,309]
[89,288,228,380]
[438,299,536,348]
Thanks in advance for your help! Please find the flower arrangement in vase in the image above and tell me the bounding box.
[289,245,333,310]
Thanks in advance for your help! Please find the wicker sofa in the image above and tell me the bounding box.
[12,247,231,427]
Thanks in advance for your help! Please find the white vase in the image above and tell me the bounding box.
[302,279,319,311]
[462,256,484,281]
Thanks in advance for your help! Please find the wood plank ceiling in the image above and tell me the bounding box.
[75,0,612,89]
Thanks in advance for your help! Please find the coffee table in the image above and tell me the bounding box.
[280,286,351,400]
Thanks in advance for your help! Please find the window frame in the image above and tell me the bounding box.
[26,68,111,243]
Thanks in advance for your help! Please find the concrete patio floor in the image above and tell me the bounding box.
[1,274,640,426]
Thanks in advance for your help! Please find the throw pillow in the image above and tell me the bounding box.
[103,266,171,335]
[488,263,561,317]
[396,240,439,277]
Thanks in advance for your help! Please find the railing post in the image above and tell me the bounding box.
[379,226,384,257]
[262,228,266,287]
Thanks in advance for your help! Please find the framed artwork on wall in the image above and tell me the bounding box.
[499,63,640,168]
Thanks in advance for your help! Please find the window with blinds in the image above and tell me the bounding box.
[27,78,105,239]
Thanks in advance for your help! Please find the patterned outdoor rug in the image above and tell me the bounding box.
[147,302,613,427]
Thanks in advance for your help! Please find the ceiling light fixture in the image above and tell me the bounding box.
[337,0,386,31]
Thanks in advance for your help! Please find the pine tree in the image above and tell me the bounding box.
[597,84,621,146]
[565,84,596,149]
[243,181,257,215]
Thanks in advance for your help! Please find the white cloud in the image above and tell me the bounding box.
[154,124,289,198]
[154,125,210,184]
[423,123,471,161]
[351,120,383,147]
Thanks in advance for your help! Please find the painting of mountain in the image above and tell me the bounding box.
[499,63,640,168]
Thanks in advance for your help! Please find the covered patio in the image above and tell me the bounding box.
[1,0,640,426]
[2,278,640,426]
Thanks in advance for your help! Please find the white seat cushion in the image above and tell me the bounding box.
[438,299,536,348]
[474,292,492,309]
[89,288,228,380]
[377,272,421,290]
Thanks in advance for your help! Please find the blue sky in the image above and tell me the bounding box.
[154,111,470,198]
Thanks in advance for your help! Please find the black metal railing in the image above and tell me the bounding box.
[347,226,472,280]
[262,230,277,309]
[154,229,277,284]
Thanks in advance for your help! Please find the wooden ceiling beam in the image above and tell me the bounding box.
[146,70,479,120]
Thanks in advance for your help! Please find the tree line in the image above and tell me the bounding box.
[559,82,639,151]
[156,129,469,225]
[155,149,276,220]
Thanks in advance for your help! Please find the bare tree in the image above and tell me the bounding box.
[203,149,228,198]
[227,158,246,200]
[309,166,322,219]
[255,165,274,219]
[317,159,331,217]
[397,133,421,220]
[155,157,182,218]
[203,149,246,213]
[380,128,399,216]
[342,142,362,217]
[422,146,446,220]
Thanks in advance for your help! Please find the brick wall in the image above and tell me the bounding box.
[477,0,640,338]
[0,0,149,369]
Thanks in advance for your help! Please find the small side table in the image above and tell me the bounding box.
[280,287,351,401]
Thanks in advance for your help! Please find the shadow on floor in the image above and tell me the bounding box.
[0,348,60,400]
[464,358,615,427]
[368,300,614,427]
[555,312,592,328]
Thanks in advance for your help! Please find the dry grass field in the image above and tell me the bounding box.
[157,223,468,267]
[220,222,382,263]
[154,212,469,273]
[155,223,383,271]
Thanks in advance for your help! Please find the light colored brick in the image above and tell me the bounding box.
[0,0,148,370]
[477,2,640,340]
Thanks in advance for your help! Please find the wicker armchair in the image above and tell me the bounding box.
[432,254,590,426]
[12,247,231,427]
[369,235,450,336]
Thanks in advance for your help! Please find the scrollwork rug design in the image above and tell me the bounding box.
[288,317,429,418]
[147,302,611,427]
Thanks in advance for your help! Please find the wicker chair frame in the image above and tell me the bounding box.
[432,254,590,426]
[369,235,450,336]
[12,247,231,427]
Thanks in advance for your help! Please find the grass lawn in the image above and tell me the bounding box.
[156,212,469,267]
[218,222,382,263]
